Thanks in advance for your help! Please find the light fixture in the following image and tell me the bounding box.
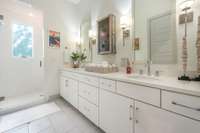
[120,16,130,46]
[88,30,96,45]
[75,36,80,45]
[120,16,129,29]
[179,0,194,10]
[88,29,96,62]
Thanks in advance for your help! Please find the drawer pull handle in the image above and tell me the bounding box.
[65,80,69,87]
[129,105,133,121]
[172,101,200,111]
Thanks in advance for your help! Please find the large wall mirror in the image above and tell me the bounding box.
[133,0,177,64]
[132,0,200,74]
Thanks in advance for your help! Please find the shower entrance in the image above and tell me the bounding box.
[0,1,45,105]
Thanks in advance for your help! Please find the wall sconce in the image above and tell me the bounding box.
[179,0,194,24]
[88,30,96,62]
[179,0,194,11]
[89,30,96,45]
[120,16,130,46]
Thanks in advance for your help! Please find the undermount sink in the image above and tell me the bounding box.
[127,74,160,80]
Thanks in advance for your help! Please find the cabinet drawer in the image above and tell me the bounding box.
[117,82,160,107]
[60,71,79,80]
[79,97,99,126]
[162,91,200,120]
[100,78,116,92]
[79,83,99,105]
[79,74,99,87]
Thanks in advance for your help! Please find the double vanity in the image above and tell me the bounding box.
[60,68,200,133]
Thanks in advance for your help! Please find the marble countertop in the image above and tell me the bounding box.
[60,68,200,97]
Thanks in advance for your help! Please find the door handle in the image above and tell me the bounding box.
[129,105,133,121]
[65,80,69,87]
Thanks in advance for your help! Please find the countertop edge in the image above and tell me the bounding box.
[60,68,200,97]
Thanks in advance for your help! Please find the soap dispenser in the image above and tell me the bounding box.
[126,59,132,74]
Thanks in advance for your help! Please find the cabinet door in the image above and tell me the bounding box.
[99,89,134,133]
[60,76,70,101]
[68,78,78,108]
[60,76,65,98]
[60,76,78,108]
[135,101,200,133]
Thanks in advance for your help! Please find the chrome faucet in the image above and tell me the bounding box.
[146,60,152,76]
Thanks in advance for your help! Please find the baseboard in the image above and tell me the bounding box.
[48,94,61,101]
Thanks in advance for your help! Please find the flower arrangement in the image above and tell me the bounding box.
[70,50,87,68]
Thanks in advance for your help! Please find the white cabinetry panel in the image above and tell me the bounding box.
[117,82,160,106]
[99,89,134,133]
[79,82,99,105]
[135,101,200,133]
[79,96,99,126]
[162,91,200,120]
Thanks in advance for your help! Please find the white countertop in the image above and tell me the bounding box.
[60,68,200,97]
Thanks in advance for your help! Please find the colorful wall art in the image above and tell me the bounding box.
[49,30,60,48]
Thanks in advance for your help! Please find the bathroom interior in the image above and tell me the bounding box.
[0,0,200,132]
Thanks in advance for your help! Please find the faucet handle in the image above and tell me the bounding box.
[146,60,152,66]
[139,69,144,75]
[155,70,162,77]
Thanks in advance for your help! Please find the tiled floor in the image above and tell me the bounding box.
[4,98,104,133]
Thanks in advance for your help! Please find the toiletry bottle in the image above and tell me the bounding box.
[126,59,132,74]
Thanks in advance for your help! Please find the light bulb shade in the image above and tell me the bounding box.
[120,16,129,29]
[179,0,194,10]
[89,30,93,38]
[88,30,96,39]
[75,36,80,44]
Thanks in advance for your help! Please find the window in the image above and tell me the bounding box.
[12,24,33,58]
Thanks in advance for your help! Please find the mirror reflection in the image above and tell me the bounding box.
[133,0,200,79]
[80,16,91,62]
[133,0,177,64]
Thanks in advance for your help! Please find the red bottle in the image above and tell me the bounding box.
[126,60,132,74]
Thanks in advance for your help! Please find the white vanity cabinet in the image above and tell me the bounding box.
[99,89,134,133]
[135,101,200,133]
[60,76,78,109]
[60,70,200,133]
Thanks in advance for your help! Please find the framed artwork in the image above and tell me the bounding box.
[97,14,116,55]
[48,30,60,48]
[134,38,140,51]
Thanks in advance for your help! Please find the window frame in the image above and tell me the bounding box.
[11,23,34,59]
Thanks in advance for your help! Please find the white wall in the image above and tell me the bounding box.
[32,0,81,96]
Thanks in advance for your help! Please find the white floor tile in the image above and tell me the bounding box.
[48,111,76,133]
[0,102,60,132]
[38,127,55,133]
[4,125,29,133]
[2,99,104,133]
[29,117,51,133]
